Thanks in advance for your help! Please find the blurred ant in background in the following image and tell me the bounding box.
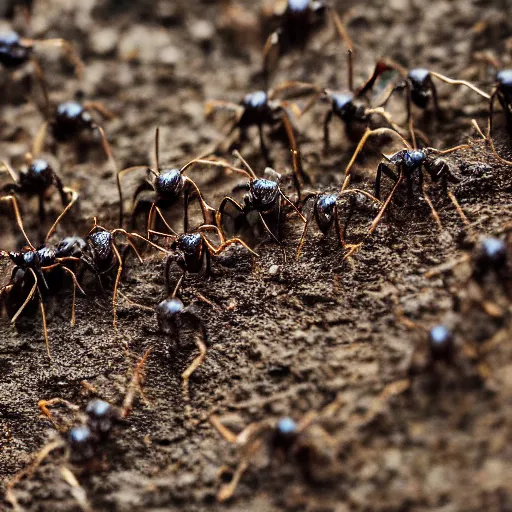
[6,349,150,512]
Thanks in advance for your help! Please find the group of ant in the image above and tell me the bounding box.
[2,0,512,507]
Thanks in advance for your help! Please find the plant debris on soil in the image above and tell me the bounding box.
[1,0,512,511]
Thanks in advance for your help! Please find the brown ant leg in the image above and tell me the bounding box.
[329,7,354,52]
[121,347,152,418]
[45,188,79,241]
[32,121,49,156]
[60,466,92,512]
[111,243,124,331]
[262,31,280,88]
[24,37,84,77]
[429,71,490,101]
[199,231,259,258]
[182,332,207,405]
[38,398,80,432]
[0,160,19,183]
[1,195,35,249]
[10,270,38,325]
[367,175,404,236]
[58,266,85,326]
[280,191,307,223]
[296,196,317,260]
[218,460,250,502]
[375,162,398,200]
[31,56,50,119]
[216,196,245,235]
[183,177,217,226]
[341,127,411,191]
[447,190,470,226]
[82,101,115,120]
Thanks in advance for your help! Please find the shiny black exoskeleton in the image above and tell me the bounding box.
[272,417,299,452]
[85,399,118,440]
[406,68,436,109]
[166,233,210,279]
[1,159,70,222]
[376,148,457,200]
[472,237,508,283]
[52,101,95,143]
[0,31,31,68]
[491,69,512,129]
[313,194,338,235]
[428,325,455,363]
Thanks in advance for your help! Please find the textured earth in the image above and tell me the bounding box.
[1,0,512,511]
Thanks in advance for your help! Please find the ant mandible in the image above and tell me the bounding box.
[341,127,471,234]
[214,151,307,247]
[0,193,80,358]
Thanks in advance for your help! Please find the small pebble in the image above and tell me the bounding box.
[268,265,280,275]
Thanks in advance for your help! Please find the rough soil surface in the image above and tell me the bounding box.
[1,0,512,511]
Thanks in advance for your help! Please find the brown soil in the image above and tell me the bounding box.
[1,0,512,511]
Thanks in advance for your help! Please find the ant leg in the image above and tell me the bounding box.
[26,37,84,77]
[262,31,280,88]
[342,127,411,191]
[484,92,512,165]
[447,190,469,226]
[280,192,307,223]
[181,332,207,404]
[368,175,403,236]
[375,163,398,199]
[183,178,216,226]
[216,196,245,234]
[10,270,38,325]
[121,347,152,418]
[30,57,51,118]
[38,398,80,432]
[429,71,490,101]
[60,466,92,512]
[204,100,244,119]
[334,203,347,247]
[82,101,115,120]
[323,110,333,153]
[296,201,315,260]
[1,195,34,249]
[111,243,124,330]
[0,160,19,183]
[5,439,66,511]
[428,79,441,118]
[34,276,51,359]
[60,266,86,326]
[356,60,392,97]
[218,460,250,503]
[200,232,259,258]
[329,7,354,53]
[32,121,48,157]
[45,188,79,241]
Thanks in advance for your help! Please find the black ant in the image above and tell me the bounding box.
[0,193,80,358]
[261,0,352,84]
[6,349,150,512]
[205,84,312,186]
[214,151,307,247]
[149,223,257,294]
[157,293,208,404]
[0,153,73,233]
[210,410,335,502]
[117,127,231,231]
[341,127,471,234]
[0,28,83,77]
[358,59,490,126]
[296,188,382,259]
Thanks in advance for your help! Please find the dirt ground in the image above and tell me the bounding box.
[1,0,512,510]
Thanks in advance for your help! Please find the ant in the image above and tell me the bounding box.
[296,188,382,259]
[6,349,150,512]
[357,59,490,126]
[77,218,168,329]
[117,127,232,232]
[341,127,471,233]
[157,292,208,404]
[214,151,307,247]
[261,0,352,84]
[0,193,80,358]
[0,28,83,78]
[0,152,73,231]
[210,411,335,502]
[149,223,257,293]
[205,84,312,186]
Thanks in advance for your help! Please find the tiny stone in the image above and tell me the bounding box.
[268,264,280,275]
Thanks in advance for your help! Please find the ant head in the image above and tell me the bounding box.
[85,399,117,438]
[314,194,337,233]
[154,169,184,199]
[407,68,430,86]
[36,246,56,267]
[177,233,203,256]
[473,237,507,274]
[55,236,87,259]
[250,179,280,211]
[242,91,268,110]
[287,0,310,12]
[330,92,356,118]
[403,149,427,169]
[157,297,185,333]
[428,325,454,362]
[496,69,512,96]
[274,417,299,450]
[21,159,54,187]
[68,425,96,461]
[87,231,113,264]
[53,102,94,142]
[0,31,30,68]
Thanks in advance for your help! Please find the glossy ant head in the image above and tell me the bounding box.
[171,233,204,273]
[428,325,454,362]
[156,297,185,334]
[407,68,431,108]
[52,101,95,142]
[242,90,268,110]
[496,69,512,99]
[86,231,114,267]
[249,178,280,212]
[55,236,87,259]
[85,399,118,439]
[68,425,96,461]
[402,149,427,169]
[0,31,31,68]
[314,194,337,234]
[473,237,507,277]
[154,169,184,200]
[273,417,298,450]
[19,159,54,190]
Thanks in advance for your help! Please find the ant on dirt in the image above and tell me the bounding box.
[116,127,232,232]
[261,0,352,84]
[0,152,73,236]
[6,349,151,512]
[296,187,382,259]
[341,127,471,234]
[210,410,335,502]
[205,84,312,187]
[0,193,80,358]
[357,59,490,124]
[157,287,208,404]
[214,151,306,248]
[0,28,83,77]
